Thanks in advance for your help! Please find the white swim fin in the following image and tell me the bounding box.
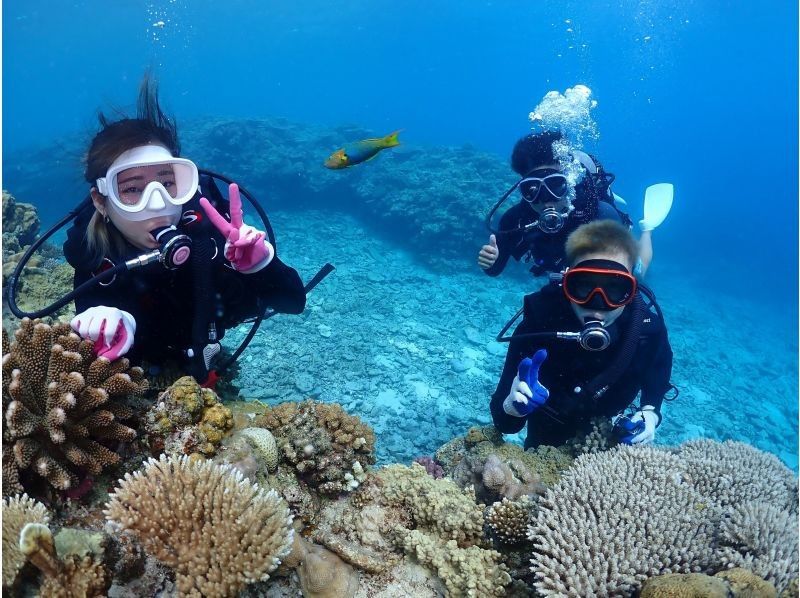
[641,183,674,231]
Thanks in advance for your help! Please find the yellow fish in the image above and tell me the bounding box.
[324,130,401,169]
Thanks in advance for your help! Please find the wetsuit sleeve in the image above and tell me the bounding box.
[237,255,306,315]
[640,327,673,421]
[489,313,538,434]
[484,206,524,277]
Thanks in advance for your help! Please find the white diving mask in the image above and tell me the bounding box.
[96,144,199,222]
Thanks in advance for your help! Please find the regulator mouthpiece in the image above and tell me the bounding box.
[579,319,611,351]
[151,225,192,269]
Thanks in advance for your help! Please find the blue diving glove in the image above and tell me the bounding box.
[502,349,550,418]
[613,405,659,445]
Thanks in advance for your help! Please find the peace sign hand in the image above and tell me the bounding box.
[199,183,274,273]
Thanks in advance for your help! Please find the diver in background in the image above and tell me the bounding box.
[63,75,306,385]
[478,131,670,278]
[489,220,674,448]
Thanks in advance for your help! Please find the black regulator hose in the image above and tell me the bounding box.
[6,197,94,319]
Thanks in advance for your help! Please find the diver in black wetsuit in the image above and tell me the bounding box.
[478,131,651,278]
[61,76,306,385]
[489,220,673,448]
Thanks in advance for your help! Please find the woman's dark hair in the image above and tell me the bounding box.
[510,131,563,176]
[84,73,180,183]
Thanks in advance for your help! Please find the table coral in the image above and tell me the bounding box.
[2,318,145,493]
[144,376,233,458]
[257,400,375,495]
[104,454,294,597]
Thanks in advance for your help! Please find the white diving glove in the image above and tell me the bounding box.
[71,306,136,360]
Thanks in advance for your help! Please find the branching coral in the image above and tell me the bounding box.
[2,493,50,588]
[257,400,375,495]
[104,454,294,597]
[529,445,717,597]
[717,501,798,593]
[2,318,145,493]
[19,522,110,597]
[144,375,233,458]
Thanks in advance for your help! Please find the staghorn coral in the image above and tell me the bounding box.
[529,445,717,597]
[398,528,511,597]
[2,318,145,493]
[144,375,233,458]
[486,496,535,546]
[717,501,798,593]
[677,439,798,511]
[2,493,50,588]
[379,462,485,546]
[104,454,294,597]
[257,399,375,495]
[19,522,110,598]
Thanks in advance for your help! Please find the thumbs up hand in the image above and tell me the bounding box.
[503,349,550,418]
[478,234,500,270]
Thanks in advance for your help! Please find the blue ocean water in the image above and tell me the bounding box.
[3,1,798,467]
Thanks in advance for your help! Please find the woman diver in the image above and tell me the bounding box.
[61,76,306,385]
[490,219,674,448]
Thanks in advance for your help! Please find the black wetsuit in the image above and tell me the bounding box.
[485,200,627,277]
[63,175,306,371]
[489,284,673,448]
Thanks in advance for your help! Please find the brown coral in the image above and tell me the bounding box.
[2,319,145,493]
[104,454,294,597]
[257,400,376,495]
[285,534,359,598]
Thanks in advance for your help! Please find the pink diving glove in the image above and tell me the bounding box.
[199,183,274,274]
[70,306,136,360]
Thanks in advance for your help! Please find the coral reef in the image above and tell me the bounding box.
[257,399,376,495]
[398,529,511,597]
[717,501,798,593]
[104,454,294,597]
[486,496,535,546]
[529,445,717,597]
[283,534,359,598]
[413,455,445,479]
[563,416,618,456]
[640,569,778,598]
[19,522,111,598]
[239,426,279,472]
[144,375,233,458]
[2,493,50,588]
[379,463,485,545]
[2,318,145,494]
[2,190,40,251]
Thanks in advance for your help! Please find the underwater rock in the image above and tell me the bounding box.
[2,190,40,248]
[144,375,233,458]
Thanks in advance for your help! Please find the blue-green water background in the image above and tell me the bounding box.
[3,1,798,467]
